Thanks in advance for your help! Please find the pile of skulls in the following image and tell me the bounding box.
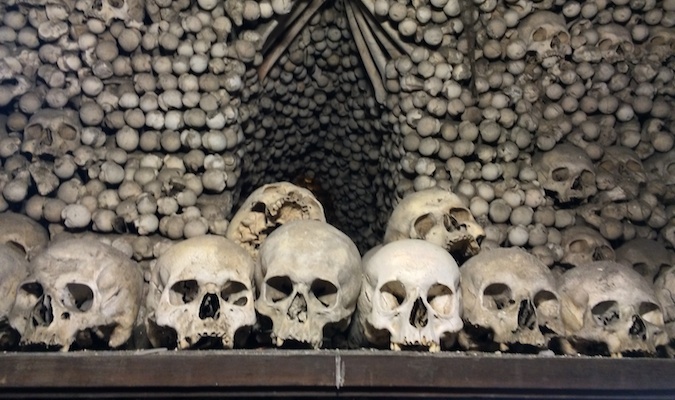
[0,0,672,356]
[1,184,674,358]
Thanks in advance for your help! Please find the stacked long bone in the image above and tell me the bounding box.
[0,184,673,357]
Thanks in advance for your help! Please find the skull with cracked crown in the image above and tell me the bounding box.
[146,235,256,349]
[255,219,361,349]
[559,261,668,356]
[384,188,484,262]
[226,181,326,261]
[460,247,564,352]
[351,239,462,352]
[9,239,143,351]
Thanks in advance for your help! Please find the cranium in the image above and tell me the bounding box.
[460,247,564,352]
[21,108,82,158]
[0,212,49,260]
[517,11,571,62]
[383,188,484,262]
[256,220,361,349]
[596,146,646,200]
[75,0,145,27]
[0,244,29,349]
[560,225,615,269]
[645,27,675,63]
[595,24,636,63]
[644,150,675,186]
[559,261,668,356]
[9,239,143,351]
[226,181,326,261]
[654,266,675,342]
[616,238,673,283]
[0,57,31,107]
[146,235,256,349]
[533,143,597,204]
[351,239,462,352]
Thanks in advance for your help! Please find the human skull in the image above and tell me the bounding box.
[644,150,675,186]
[596,146,646,200]
[352,239,462,352]
[256,219,361,349]
[460,247,564,352]
[146,235,256,349]
[0,212,49,260]
[21,109,82,158]
[533,143,597,204]
[0,57,31,107]
[616,238,673,283]
[560,225,615,269]
[75,0,145,27]
[559,261,668,356]
[383,188,484,262]
[654,266,675,341]
[595,24,635,63]
[517,11,571,62]
[9,239,143,351]
[226,182,326,261]
[0,244,29,349]
[645,26,675,63]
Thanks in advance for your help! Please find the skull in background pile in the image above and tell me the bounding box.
[645,150,675,186]
[226,181,326,261]
[384,188,484,262]
[0,212,49,260]
[21,109,82,158]
[256,220,361,348]
[559,261,668,356]
[616,238,673,283]
[0,244,29,349]
[146,235,256,349]
[517,11,571,62]
[460,248,563,352]
[351,239,462,352]
[533,144,597,204]
[596,146,646,200]
[560,225,615,269]
[654,266,675,342]
[9,239,142,351]
[75,0,145,27]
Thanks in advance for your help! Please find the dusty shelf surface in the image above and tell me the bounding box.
[1,349,674,398]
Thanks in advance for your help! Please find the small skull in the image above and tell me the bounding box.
[560,225,615,269]
[596,24,635,63]
[596,146,646,200]
[645,26,675,63]
[0,244,29,349]
[383,188,485,262]
[517,11,571,62]
[533,143,597,204]
[0,212,49,260]
[256,220,361,349]
[460,248,564,352]
[146,235,256,349]
[21,109,82,158]
[644,150,675,186]
[616,238,673,284]
[0,57,31,107]
[9,239,143,351]
[559,261,668,356]
[226,182,326,261]
[351,239,462,352]
[75,0,145,27]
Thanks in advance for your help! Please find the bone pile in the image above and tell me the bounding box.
[0,0,673,353]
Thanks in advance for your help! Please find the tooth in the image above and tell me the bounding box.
[390,342,401,351]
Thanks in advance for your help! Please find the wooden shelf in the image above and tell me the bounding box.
[1,350,674,398]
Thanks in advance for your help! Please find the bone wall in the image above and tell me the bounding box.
[0,0,673,259]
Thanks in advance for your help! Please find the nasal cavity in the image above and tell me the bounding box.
[629,315,647,340]
[518,299,536,330]
[199,293,220,320]
[287,293,307,323]
[32,295,54,327]
[409,298,428,328]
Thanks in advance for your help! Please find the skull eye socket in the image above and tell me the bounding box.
[482,283,514,310]
[58,125,78,141]
[265,276,293,303]
[413,213,435,237]
[633,262,650,278]
[593,246,613,261]
[427,284,454,315]
[310,279,338,308]
[591,300,620,326]
[21,282,44,298]
[531,27,548,42]
[551,167,569,182]
[64,283,94,312]
[568,239,590,253]
[379,281,406,310]
[23,124,44,141]
[580,170,595,185]
[597,38,614,51]
[625,160,643,173]
[221,281,249,306]
[553,32,570,45]
[666,163,675,176]
[639,302,664,326]
[533,290,559,316]
[170,279,199,305]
